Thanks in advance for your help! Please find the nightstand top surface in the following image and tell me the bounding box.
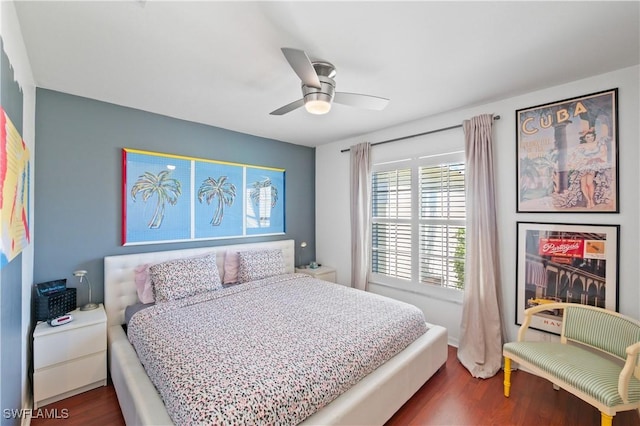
[296,265,335,273]
[34,304,106,337]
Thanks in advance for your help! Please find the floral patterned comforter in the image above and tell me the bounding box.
[128,273,428,425]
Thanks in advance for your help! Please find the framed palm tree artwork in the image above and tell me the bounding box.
[122,148,285,245]
[194,162,243,239]
[245,167,285,236]
[123,149,190,245]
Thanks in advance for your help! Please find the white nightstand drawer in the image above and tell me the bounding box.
[295,265,336,283]
[33,351,107,403]
[34,322,106,369]
[315,270,336,282]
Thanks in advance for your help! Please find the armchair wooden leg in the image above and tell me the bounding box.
[600,412,613,426]
[503,357,511,397]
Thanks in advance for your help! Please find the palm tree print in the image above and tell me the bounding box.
[131,170,182,229]
[249,178,278,226]
[198,176,236,226]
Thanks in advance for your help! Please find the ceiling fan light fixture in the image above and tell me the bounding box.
[305,99,332,115]
[302,85,335,115]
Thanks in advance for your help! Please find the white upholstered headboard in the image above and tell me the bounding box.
[104,239,295,327]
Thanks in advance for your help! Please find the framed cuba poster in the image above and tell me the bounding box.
[516,88,618,213]
[516,221,619,335]
[122,148,285,245]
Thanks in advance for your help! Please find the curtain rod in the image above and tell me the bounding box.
[340,115,500,153]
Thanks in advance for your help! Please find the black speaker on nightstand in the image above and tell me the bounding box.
[34,279,76,321]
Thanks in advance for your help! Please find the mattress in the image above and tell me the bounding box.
[127,273,428,424]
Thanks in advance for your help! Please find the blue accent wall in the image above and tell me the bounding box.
[1,37,25,426]
[34,89,315,306]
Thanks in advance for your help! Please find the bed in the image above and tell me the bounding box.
[104,239,448,425]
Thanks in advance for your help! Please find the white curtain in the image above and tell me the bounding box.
[457,114,505,378]
[350,142,372,291]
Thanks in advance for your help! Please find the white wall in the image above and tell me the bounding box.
[1,0,37,411]
[316,66,640,346]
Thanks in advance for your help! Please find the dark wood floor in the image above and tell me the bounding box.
[386,346,640,426]
[31,346,640,426]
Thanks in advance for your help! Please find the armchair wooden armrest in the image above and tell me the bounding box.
[517,302,567,342]
[619,341,640,403]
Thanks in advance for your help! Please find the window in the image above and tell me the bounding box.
[372,154,466,290]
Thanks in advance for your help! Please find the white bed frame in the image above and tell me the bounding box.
[104,239,448,425]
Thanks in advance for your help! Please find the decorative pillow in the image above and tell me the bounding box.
[150,253,222,302]
[237,249,285,283]
[134,264,155,304]
[223,250,240,284]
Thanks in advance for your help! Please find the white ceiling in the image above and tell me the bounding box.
[13,1,640,147]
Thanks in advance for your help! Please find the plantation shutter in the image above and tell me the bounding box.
[372,168,412,280]
[419,163,466,289]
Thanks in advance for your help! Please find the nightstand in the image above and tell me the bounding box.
[295,265,336,283]
[33,304,107,408]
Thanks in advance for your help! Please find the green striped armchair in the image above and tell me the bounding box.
[503,303,640,426]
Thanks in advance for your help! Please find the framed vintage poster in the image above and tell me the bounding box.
[122,148,285,245]
[516,88,618,213]
[516,221,619,335]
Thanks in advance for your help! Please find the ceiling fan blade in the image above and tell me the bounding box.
[270,98,305,116]
[281,48,321,89]
[334,92,389,110]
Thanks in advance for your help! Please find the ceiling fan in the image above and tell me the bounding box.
[270,48,390,116]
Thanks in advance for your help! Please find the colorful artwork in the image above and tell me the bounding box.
[194,161,243,239]
[245,167,285,235]
[1,106,30,269]
[516,89,618,212]
[516,222,619,335]
[124,150,191,244]
[123,149,285,245]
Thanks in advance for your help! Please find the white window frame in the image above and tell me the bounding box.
[370,151,465,303]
